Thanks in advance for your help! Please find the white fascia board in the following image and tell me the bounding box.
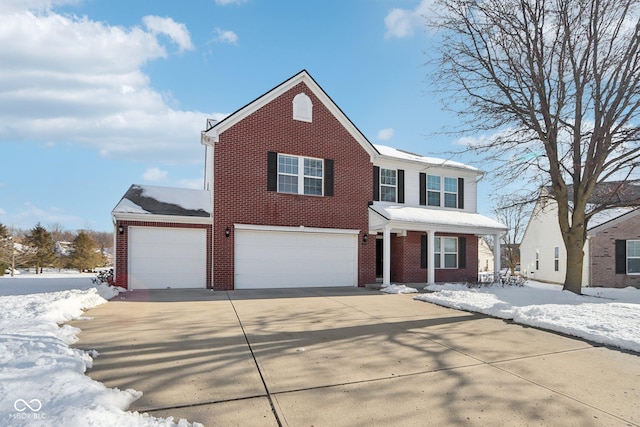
[112,212,212,225]
[234,223,360,235]
[202,71,379,160]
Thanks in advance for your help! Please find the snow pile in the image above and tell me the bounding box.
[380,284,418,294]
[416,282,640,353]
[0,274,200,426]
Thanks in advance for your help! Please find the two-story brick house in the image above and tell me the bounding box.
[112,70,507,290]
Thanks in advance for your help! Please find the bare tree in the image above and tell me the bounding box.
[494,197,530,274]
[431,0,640,293]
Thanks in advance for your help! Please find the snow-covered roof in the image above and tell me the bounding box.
[112,185,211,218]
[370,205,507,234]
[374,144,481,173]
[588,207,638,229]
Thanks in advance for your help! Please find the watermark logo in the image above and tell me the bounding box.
[10,399,45,421]
[14,399,42,413]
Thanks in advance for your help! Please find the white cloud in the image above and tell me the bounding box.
[0,6,226,164]
[384,0,435,39]
[143,15,194,52]
[212,28,239,45]
[0,0,79,13]
[377,128,394,140]
[142,167,168,182]
[0,208,6,215]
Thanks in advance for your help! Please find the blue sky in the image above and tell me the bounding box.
[0,0,493,233]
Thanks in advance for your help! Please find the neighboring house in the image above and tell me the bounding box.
[478,238,494,273]
[112,70,507,290]
[520,182,640,288]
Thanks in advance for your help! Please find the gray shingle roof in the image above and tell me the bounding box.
[113,185,211,218]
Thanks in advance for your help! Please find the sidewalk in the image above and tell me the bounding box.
[69,288,640,426]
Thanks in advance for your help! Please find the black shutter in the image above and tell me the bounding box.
[267,151,278,192]
[615,240,627,274]
[421,234,428,269]
[397,169,405,203]
[324,159,334,197]
[458,178,464,209]
[458,237,467,269]
[373,166,380,201]
[419,173,426,206]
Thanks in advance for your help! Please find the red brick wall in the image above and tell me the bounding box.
[435,233,479,283]
[590,213,640,288]
[213,82,375,290]
[388,231,478,283]
[391,232,427,282]
[114,220,213,290]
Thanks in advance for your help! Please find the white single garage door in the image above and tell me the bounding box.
[234,227,358,289]
[129,227,206,289]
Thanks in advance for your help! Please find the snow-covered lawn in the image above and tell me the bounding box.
[0,272,200,427]
[415,281,640,353]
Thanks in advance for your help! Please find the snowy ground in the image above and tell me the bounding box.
[0,271,201,427]
[415,281,640,353]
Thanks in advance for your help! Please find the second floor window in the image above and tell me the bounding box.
[428,175,458,208]
[277,154,323,196]
[427,175,440,206]
[380,168,397,202]
[444,177,458,208]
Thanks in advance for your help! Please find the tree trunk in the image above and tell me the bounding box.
[563,229,585,294]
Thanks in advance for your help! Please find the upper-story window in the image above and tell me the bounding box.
[277,154,323,196]
[373,166,404,203]
[422,174,463,209]
[268,151,334,197]
[427,175,440,206]
[380,168,397,202]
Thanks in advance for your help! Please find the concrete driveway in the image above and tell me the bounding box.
[69,287,640,426]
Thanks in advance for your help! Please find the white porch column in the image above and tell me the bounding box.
[493,233,501,281]
[383,225,391,285]
[427,230,435,285]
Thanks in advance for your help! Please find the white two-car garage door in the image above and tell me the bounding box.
[234,226,359,289]
[129,226,206,289]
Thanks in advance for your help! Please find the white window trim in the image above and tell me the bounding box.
[380,168,397,203]
[427,175,458,208]
[434,236,458,269]
[277,154,324,196]
[627,240,640,275]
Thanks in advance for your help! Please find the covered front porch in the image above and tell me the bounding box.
[369,205,508,286]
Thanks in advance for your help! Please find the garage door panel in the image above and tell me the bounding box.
[235,229,357,289]
[129,227,206,289]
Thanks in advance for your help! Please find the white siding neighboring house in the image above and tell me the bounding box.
[521,182,640,288]
[478,238,494,273]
